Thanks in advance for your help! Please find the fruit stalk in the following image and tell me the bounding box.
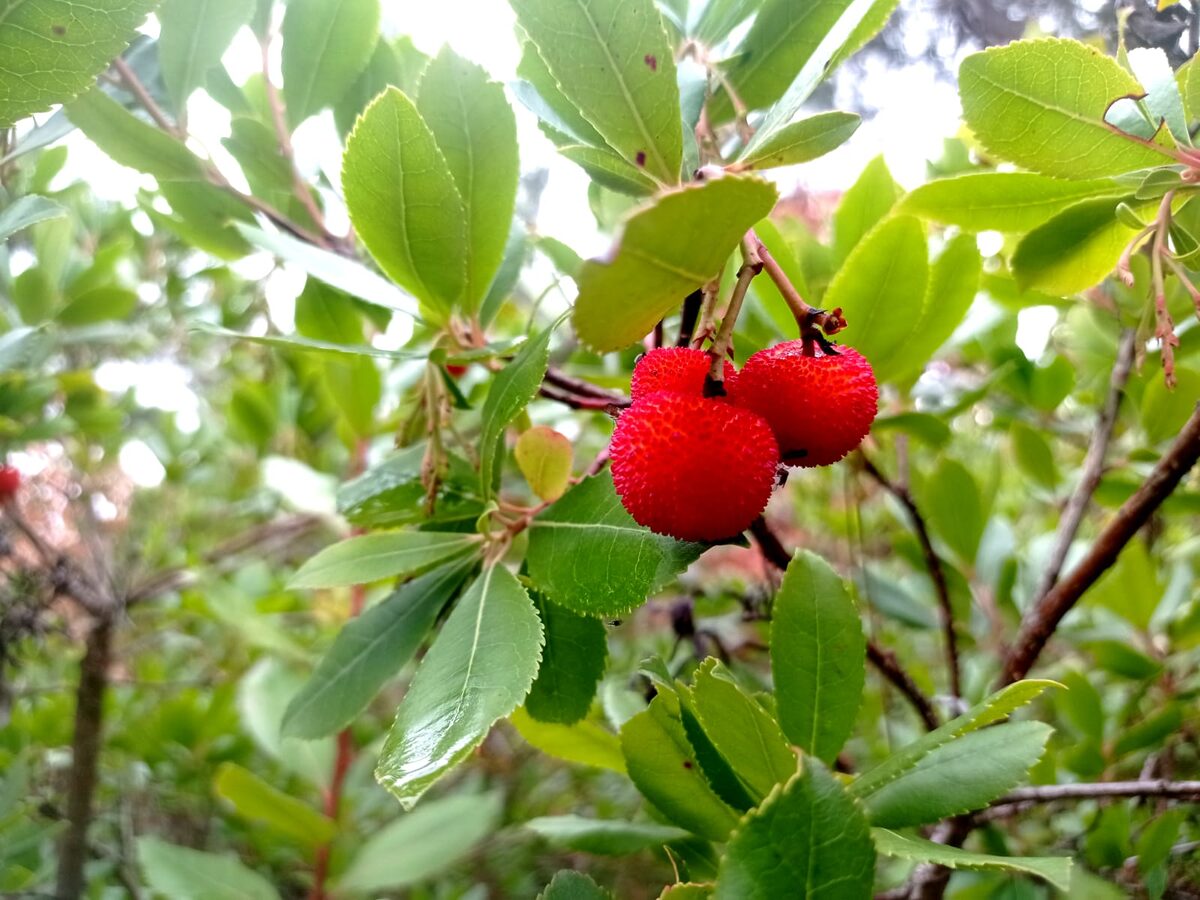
[750,229,847,344]
[704,237,761,395]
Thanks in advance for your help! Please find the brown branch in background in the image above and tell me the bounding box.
[749,516,940,731]
[55,615,114,900]
[676,289,703,347]
[990,779,1200,809]
[539,384,624,412]
[259,34,334,250]
[1032,328,1136,602]
[111,57,178,135]
[544,367,627,404]
[860,454,961,702]
[1001,403,1200,686]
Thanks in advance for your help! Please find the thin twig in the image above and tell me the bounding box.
[751,229,846,338]
[539,384,625,411]
[749,516,940,731]
[111,57,178,135]
[1001,403,1200,685]
[991,780,1200,808]
[860,454,961,702]
[544,367,627,404]
[1032,328,1136,602]
[705,238,761,394]
[677,289,703,347]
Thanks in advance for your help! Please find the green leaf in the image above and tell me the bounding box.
[478,320,556,498]
[1012,421,1060,490]
[0,195,65,242]
[339,791,503,891]
[342,88,466,316]
[526,592,608,724]
[771,550,865,764]
[281,0,380,127]
[526,473,704,617]
[65,88,204,180]
[510,706,626,773]
[516,426,574,502]
[334,37,428,137]
[714,761,875,900]
[1141,367,1200,443]
[849,680,1059,801]
[524,815,690,855]
[417,47,519,313]
[689,659,797,801]
[833,155,900,262]
[510,0,682,184]
[620,694,742,841]
[736,111,861,170]
[959,38,1169,178]
[660,885,714,900]
[919,457,984,565]
[880,232,981,382]
[573,175,778,351]
[1012,196,1151,294]
[824,214,929,370]
[289,531,480,589]
[872,828,1072,892]
[899,173,1127,233]
[1126,47,1189,146]
[158,0,252,112]
[375,565,544,808]
[691,0,756,43]
[514,39,608,148]
[136,837,279,900]
[559,143,661,195]
[235,224,420,319]
[861,720,1053,827]
[281,558,475,739]
[1088,539,1162,630]
[714,0,874,123]
[213,762,336,847]
[540,871,613,900]
[0,0,156,128]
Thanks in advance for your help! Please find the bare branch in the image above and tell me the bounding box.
[1001,403,1200,685]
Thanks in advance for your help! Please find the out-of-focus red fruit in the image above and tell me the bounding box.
[446,364,468,378]
[727,341,877,467]
[0,465,20,500]
[610,392,779,542]
[630,347,737,400]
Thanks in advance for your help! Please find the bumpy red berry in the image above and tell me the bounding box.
[631,347,737,400]
[610,392,779,542]
[0,465,20,500]
[728,342,877,467]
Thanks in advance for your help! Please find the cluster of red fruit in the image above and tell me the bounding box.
[610,343,878,542]
[0,464,20,500]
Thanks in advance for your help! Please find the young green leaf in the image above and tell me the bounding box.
[137,837,280,900]
[558,144,661,195]
[510,707,627,773]
[735,111,861,170]
[918,457,985,565]
[65,89,204,181]
[771,550,866,764]
[281,557,476,739]
[573,175,778,352]
[526,473,704,617]
[158,0,252,113]
[849,680,1059,801]
[510,0,682,184]
[861,720,1053,827]
[526,592,608,724]
[959,38,1170,178]
[375,565,544,808]
[714,760,875,899]
[281,0,380,127]
[899,173,1127,233]
[339,792,503,892]
[524,815,690,855]
[288,531,480,589]
[478,320,556,498]
[824,214,929,370]
[0,0,157,129]
[335,38,429,137]
[620,694,742,842]
[1011,195,1153,294]
[342,88,467,316]
[417,47,519,313]
[516,426,573,503]
[872,828,1072,892]
[539,871,613,900]
[688,659,797,801]
[213,763,337,847]
[0,195,65,243]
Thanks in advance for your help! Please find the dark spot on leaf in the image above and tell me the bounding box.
[644,54,657,71]
[52,24,66,35]
[682,760,693,769]
[636,151,646,167]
